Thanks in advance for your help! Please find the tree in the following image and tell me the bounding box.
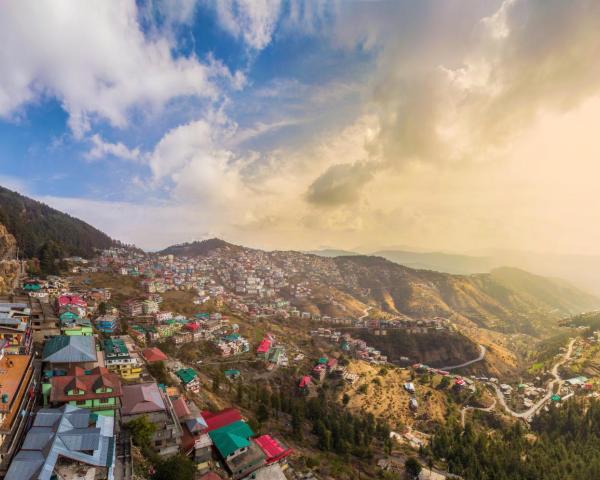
[405,457,422,479]
[147,361,169,385]
[152,454,195,480]
[342,393,350,405]
[125,415,156,447]
[257,402,270,423]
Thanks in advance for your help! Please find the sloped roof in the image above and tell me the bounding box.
[142,347,168,363]
[42,336,97,364]
[185,416,208,434]
[255,435,292,464]
[208,420,254,458]
[171,396,192,419]
[176,368,198,384]
[5,405,114,480]
[201,408,243,432]
[121,382,166,416]
[50,367,122,403]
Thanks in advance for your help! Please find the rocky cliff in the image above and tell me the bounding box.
[0,223,20,294]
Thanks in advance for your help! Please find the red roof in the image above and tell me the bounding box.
[171,396,191,419]
[257,338,272,354]
[254,435,292,464]
[326,358,338,368]
[142,347,168,363]
[184,321,200,331]
[299,376,311,388]
[58,295,87,307]
[199,473,223,480]
[201,408,243,432]
[50,366,122,403]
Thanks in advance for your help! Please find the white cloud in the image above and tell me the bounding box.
[86,134,141,162]
[212,0,282,50]
[0,0,233,137]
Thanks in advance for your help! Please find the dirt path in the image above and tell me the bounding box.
[460,398,497,427]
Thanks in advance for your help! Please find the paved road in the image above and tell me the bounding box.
[358,306,373,321]
[440,345,487,371]
[492,338,575,420]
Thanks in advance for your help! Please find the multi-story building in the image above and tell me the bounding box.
[103,338,141,380]
[95,314,119,334]
[121,382,182,457]
[0,302,32,355]
[5,405,115,480]
[46,366,122,416]
[42,336,98,372]
[0,352,39,475]
[175,368,201,393]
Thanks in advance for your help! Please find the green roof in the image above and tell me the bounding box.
[209,420,254,457]
[318,357,327,364]
[224,369,241,377]
[551,394,561,402]
[103,338,128,355]
[176,368,198,384]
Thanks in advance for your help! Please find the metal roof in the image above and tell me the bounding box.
[42,336,97,363]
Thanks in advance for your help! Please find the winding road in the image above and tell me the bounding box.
[460,398,497,427]
[492,338,575,420]
[358,306,373,321]
[440,345,487,371]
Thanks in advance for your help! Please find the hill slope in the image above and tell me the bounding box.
[159,238,238,257]
[328,256,600,336]
[372,249,495,274]
[0,186,114,258]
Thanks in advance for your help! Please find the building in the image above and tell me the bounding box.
[95,314,119,334]
[60,315,93,336]
[0,353,39,475]
[209,421,265,480]
[254,435,292,465]
[176,368,201,393]
[120,383,182,457]
[121,299,143,317]
[0,302,32,355]
[42,336,98,372]
[142,347,168,363]
[5,405,115,480]
[46,366,122,416]
[103,338,142,380]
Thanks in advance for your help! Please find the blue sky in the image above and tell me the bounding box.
[1,1,600,255]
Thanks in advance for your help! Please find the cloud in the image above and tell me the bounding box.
[305,161,374,206]
[86,134,141,162]
[212,0,282,50]
[0,0,236,137]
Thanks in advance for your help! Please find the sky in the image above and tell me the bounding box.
[1,0,600,254]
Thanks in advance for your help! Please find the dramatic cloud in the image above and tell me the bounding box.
[0,0,236,136]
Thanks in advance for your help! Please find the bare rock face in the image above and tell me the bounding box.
[0,224,19,294]
[0,223,16,260]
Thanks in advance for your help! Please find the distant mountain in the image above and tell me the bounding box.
[307,249,359,257]
[328,256,600,336]
[158,238,238,257]
[0,186,114,258]
[371,249,495,274]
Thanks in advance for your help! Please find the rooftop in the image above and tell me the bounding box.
[42,336,97,364]
[121,382,166,416]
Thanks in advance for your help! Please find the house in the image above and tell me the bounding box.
[254,435,292,465]
[208,421,265,479]
[60,316,93,336]
[0,302,32,355]
[142,347,168,363]
[224,369,241,380]
[95,314,119,334]
[5,405,115,480]
[103,338,141,380]
[256,337,272,359]
[121,382,182,457]
[176,368,201,393]
[0,353,38,475]
[298,376,311,394]
[46,366,122,416]
[42,336,97,371]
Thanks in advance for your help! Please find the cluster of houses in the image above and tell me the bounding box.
[0,274,296,480]
[256,334,288,370]
[312,328,389,364]
[297,356,341,395]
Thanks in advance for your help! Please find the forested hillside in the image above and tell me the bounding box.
[0,186,114,258]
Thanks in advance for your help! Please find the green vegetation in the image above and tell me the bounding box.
[0,185,114,258]
[152,454,195,480]
[430,399,600,479]
[125,415,156,448]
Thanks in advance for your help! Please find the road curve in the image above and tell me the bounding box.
[358,306,373,321]
[493,338,575,420]
[461,398,497,427]
[440,345,487,371]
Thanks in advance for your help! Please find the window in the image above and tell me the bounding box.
[76,400,87,406]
